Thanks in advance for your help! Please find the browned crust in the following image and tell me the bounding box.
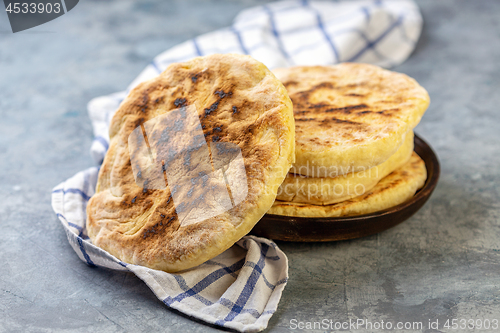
[274,63,430,177]
[269,152,427,217]
[87,54,295,272]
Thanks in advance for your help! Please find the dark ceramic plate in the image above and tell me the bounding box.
[251,134,440,242]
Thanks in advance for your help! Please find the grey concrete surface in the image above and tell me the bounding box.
[1,0,500,332]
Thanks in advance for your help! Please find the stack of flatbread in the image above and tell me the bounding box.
[86,55,430,272]
[269,63,430,217]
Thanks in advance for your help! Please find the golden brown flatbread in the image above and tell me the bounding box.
[276,131,414,205]
[87,54,295,272]
[268,152,427,217]
[273,63,430,177]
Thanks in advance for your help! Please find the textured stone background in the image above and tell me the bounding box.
[1,0,499,332]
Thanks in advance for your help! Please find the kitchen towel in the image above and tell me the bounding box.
[52,1,422,331]
[52,169,287,332]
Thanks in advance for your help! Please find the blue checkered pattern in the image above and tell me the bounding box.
[52,167,288,332]
[54,1,422,331]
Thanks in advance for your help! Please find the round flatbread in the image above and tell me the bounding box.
[276,131,414,205]
[273,63,430,177]
[87,54,295,272]
[268,152,427,217]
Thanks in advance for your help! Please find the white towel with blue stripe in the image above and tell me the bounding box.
[52,0,422,331]
[51,167,288,332]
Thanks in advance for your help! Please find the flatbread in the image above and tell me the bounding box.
[276,131,414,205]
[268,152,427,217]
[86,54,295,272]
[273,63,430,177]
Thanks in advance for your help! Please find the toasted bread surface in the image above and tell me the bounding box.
[273,63,429,177]
[87,54,295,272]
[269,152,427,217]
[276,131,414,205]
